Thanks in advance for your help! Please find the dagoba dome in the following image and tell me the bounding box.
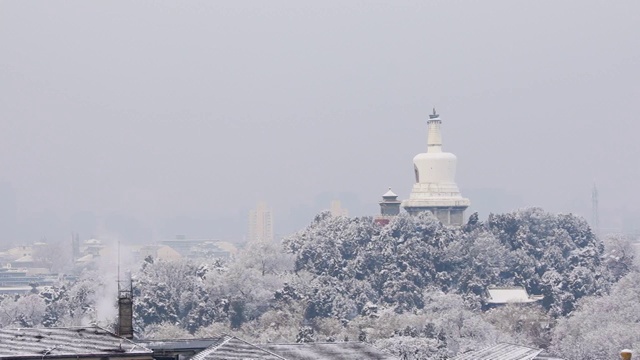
[402,109,470,225]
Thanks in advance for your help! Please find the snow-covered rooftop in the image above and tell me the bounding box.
[191,336,284,360]
[487,287,543,304]
[383,188,397,198]
[13,255,33,263]
[183,338,399,360]
[0,326,152,359]
[452,343,543,360]
[263,342,399,360]
[137,337,224,351]
[75,254,94,263]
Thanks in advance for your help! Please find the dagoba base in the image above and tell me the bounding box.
[403,205,467,226]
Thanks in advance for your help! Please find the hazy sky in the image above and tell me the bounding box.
[1,1,639,242]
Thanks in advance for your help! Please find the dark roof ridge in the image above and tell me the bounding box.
[494,341,541,350]
[3,325,102,330]
[457,342,541,352]
[137,336,226,342]
[487,286,529,289]
[90,325,152,354]
[263,341,371,345]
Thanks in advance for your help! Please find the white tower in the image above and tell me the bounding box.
[402,109,470,225]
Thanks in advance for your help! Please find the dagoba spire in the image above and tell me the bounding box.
[427,107,442,152]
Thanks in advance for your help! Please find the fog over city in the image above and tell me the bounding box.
[1,1,639,243]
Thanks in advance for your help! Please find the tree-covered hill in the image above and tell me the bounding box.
[1,208,635,360]
[285,208,609,317]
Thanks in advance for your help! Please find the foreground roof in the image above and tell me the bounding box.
[186,338,398,360]
[137,337,225,352]
[191,335,285,360]
[0,326,152,359]
[263,342,399,360]
[452,343,543,360]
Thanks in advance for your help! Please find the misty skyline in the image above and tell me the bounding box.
[1,1,639,243]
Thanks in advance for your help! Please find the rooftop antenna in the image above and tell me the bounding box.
[592,184,600,238]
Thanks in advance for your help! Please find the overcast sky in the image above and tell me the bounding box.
[1,1,639,243]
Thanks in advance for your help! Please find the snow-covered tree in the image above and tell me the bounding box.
[284,208,605,317]
[5,206,617,357]
[134,258,223,333]
[550,271,640,360]
[0,294,46,328]
[143,321,193,339]
[483,304,553,348]
[601,234,636,283]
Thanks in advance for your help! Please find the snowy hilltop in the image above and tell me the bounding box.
[1,208,636,360]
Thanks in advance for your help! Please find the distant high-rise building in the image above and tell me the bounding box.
[402,109,470,225]
[248,202,274,242]
[71,233,80,262]
[330,200,349,217]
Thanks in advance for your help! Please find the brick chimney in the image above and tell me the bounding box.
[116,272,134,339]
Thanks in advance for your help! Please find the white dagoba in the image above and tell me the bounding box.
[401,109,470,225]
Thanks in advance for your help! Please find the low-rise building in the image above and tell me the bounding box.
[486,286,544,307]
[0,267,60,295]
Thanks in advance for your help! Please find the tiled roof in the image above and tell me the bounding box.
[192,336,285,360]
[192,339,399,360]
[263,342,399,360]
[452,343,543,360]
[383,188,398,198]
[487,287,543,304]
[137,337,225,352]
[0,326,152,359]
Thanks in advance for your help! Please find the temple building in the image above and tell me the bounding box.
[401,109,470,225]
[375,188,402,226]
